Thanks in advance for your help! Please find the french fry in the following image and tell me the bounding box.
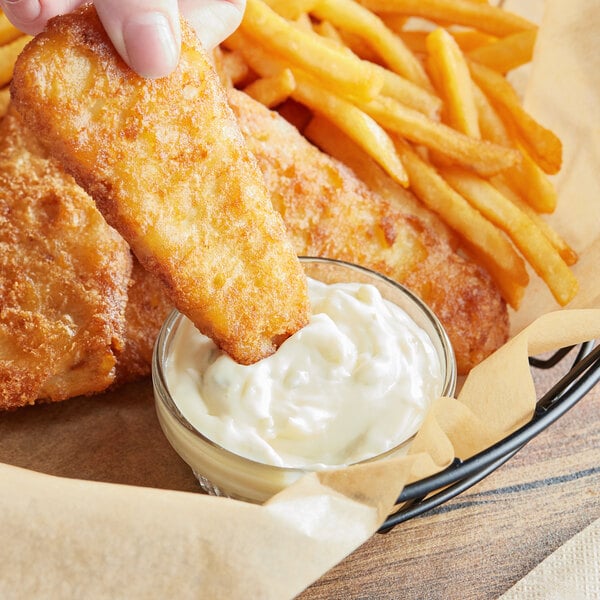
[394,30,428,54]
[442,167,578,305]
[359,94,519,176]
[241,0,383,102]
[0,35,32,87]
[261,0,318,19]
[0,86,10,118]
[426,28,480,138]
[310,19,441,118]
[472,82,511,146]
[358,0,537,37]
[379,67,442,119]
[0,12,23,45]
[393,140,528,308]
[243,68,296,108]
[292,11,314,32]
[292,76,409,187]
[469,60,562,174]
[311,0,432,89]
[450,30,497,53]
[491,175,577,266]
[312,19,345,44]
[468,29,537,73]
[395,30,497,55]
[216,48,252,87]
[502,143,557,213]
[378,14,408,35]
[226,30,409,186]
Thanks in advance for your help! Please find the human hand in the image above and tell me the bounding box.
[0,0,246,78]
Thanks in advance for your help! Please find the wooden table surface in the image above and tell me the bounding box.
[1,346,599,599]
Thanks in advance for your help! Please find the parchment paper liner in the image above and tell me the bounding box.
[1,0,599,597]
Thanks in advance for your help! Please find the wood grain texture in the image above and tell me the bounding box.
[0,350,598,599]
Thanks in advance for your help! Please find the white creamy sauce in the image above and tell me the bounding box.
[166,279,442,469]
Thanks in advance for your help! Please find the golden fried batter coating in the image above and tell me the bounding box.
[113,260,172,386]
[0,108,131,410]
[11,5,309,366]
[228,90,509,373]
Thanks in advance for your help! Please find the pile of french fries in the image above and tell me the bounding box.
[219,0,578,309]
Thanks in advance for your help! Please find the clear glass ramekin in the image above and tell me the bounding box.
[152,257,456,503]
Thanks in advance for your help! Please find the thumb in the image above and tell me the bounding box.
[94,0,181,79]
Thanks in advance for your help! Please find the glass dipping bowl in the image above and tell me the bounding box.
[152,257,457,503]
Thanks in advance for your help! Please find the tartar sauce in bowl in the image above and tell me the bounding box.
[153,258,456,502]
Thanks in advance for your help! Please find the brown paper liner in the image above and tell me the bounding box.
[2,0,600,597]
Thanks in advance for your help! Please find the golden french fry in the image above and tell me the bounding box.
[468,29,537,73]
[378,14,408,35]
[396,29,497,55]
[243,68,296,108]
[358,0,537,37]
[442,167,578,305]
[450,30,497,52]
[0,86,10,118]
[379,67,442,119]
[215,48,252,87]
[293,77,409,186]
[491,175,577,266]
[0,12,23,45]
[312,19,345,44]
[241,0,383,102]
[394,30,428,54]
[310,19,441,118]
[292,12,314,32]
[311,0,432,89]
[472,82,512,147]
[426,28,480,138]
[226,30,409,187]
[468,60,562,174]
[360,94,519,176]
[261,0,318,19]
[393,140,528,308]
[502,143,557,213]
[0,35,32,87]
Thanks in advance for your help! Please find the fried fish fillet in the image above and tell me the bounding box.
[11,5,309,366]
[113,259,172,386]
[228,90,509,373]
[0,107,132,410]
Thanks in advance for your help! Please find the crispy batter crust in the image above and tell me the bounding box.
[0,108,132,409]
[228,90,509,373]
[11,5,309,365]
[112,259,172,386]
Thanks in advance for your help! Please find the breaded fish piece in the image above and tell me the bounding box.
[228,90,509,373]
[11,5,309,366]
[113,259,172,386]
[0,108,131,410]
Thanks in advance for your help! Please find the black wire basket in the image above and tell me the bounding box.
[379,340,600,532]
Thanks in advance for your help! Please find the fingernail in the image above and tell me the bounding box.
[123,12,178,79]
[3,0,41,25]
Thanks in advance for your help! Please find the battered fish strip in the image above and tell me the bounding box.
[11,5,309,366]
[0,108,131,410]
[228,90,509,373]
